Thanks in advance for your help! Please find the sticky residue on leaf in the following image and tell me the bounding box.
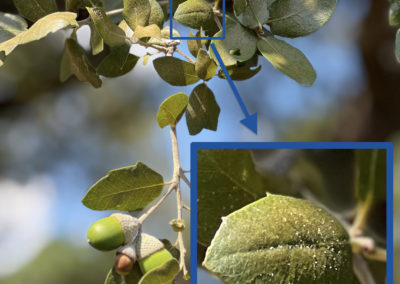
[203,194,353,284]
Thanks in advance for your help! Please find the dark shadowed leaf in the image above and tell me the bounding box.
[197,149,267,245]
[218,58,261,81]
[97,44,139,77]
[390,2,400,27]
[87,7,126,47]
[174,0,217,33]
[203,194,353,284]
[157,92,189,128]
[185,83,220,135]
[60,38,102,88]
[234,0,269,29]
[355,149,386,202]
[123,0,151,31]
[0,12,27,43]
[0,12,78,67]
[82,162,164,211]
[13,0,58,22]
[267,0,337,38]
[209,15,257,66]
[148,0,164,28]
[187,30,202,57]
[90,23,104,55]
[66,0,104,11]
[153,56,200,86]
[257,33,316,86]
[396,29,400,62]
[195,49,217,80]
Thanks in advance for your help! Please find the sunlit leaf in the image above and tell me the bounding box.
[139,258,180,284]
[148,0,164,28]
[185,83,220,135]
[90,23,104,55]
[97,44,139,78]
[267,0,337,38]
[60,38,102,88]
[82,162,164,211]
[195,49,217,80]
[197,149,267,245]
[203,194,353,284]
[0,12,78,67]
[153,56,200,86]
[87,7,126,47]
[218,57,261,81]
[209,15,257,66]
[13,0,58,22]
[157,92,189,128]
[0,12,27,44]
[134,24,161,39]
[174,0,217,33]
[355,149,386,202]
[257,32,316,86]
[123,0,151,31]
[234,0,269,29]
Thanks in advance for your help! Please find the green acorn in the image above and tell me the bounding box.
[87,213,140,251]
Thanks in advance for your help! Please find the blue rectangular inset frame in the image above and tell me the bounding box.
[190,142,394,283]
[169,0,226,40]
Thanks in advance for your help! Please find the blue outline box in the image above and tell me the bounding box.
[190,142,394,283]
[169,0,226,40]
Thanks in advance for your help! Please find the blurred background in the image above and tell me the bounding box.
[0,0,398,283]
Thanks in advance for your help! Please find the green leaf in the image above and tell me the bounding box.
[134,24,161,39]
[157,92,189,128]
[87,7,126,47]
[355,149,386,202]
[257,33,316,86]
[139,258,180,284]
[172,0,185,15]
[90,23,104,55]
[66,0,104,11]
[195,49,217,80]
[185,83,220,135]
[97,44,139,78]
[390,3,400,27]
[148,0,164,28]
[396,29,400,63]
[203,194,353,284]
[60,38,102,88]
[209,15,257,66]
[234,0,269,29]
[0,12,78,67]
[153,56,200,86]
[174,0,217,33]
[0,12,27,43]
[197,149,267,245]
[187,30,202,57]
[123,0,151,31]
[267,0,337,38]
[218,56,261,81]
[13,0,58,22]
[105,266,142,284]
[82,162,164,211]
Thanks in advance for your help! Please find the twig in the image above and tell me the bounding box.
[78,8,123,26]
[180,169,191,187]
[353,254,376,284]
[176,48,195,63]
[362,247,387,262]
[139,184,176,224]
[170,126,189,278]
[213,0,221,10]
[183,204,191,211]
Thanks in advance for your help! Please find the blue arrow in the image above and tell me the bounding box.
[210,43,258,134]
